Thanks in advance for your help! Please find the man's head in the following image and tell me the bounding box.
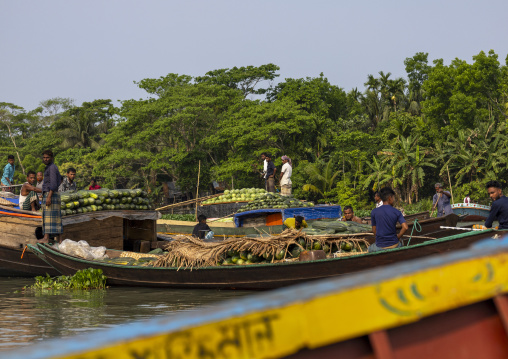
[90,178,97,185]
[261,152,268,161]
[343,206,355,220]
[486,181,503,202]
[42,150,53,165]
[36,172,43,183]
[67,167,76,182]
[380,187,396,205]
[374,192,381,203]
[26,170,36,184]
[198,214,207,224]
[265,154,272,162]
[435,183,444,193]
[294,215,304,228]
[7,154,14,165]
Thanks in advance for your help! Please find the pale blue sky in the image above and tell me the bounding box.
[1,0,507,111]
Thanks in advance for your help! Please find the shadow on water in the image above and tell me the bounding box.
[0,277,252,351]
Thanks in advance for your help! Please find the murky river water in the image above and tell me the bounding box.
[0,277,251,352]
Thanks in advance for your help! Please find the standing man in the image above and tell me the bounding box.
[369,187,408,252]
[260,152,268,189]
[432,183,453,217]
[41,150,63,243]
[279,155,292,196]
[36,171,44,200]
[341,206,363,224]
[463,193,471,204]
[1,155,15,192]
[59,167,77,192]
[374,192,383,208]
[265,154,276,193]
[19,171,42,211]
[485,181,508,229]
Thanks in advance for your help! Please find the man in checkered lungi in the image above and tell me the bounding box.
[40,150,63,243]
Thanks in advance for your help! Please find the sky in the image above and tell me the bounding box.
[1,0,507,111]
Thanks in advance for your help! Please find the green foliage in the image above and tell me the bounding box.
[453,181,489,205]
[28,268,107,291]
[323,179,369,209]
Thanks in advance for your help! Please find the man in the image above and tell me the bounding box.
[484,181,508,230]
[89,178,101,190]
[59,167,77,192]
[265,154,276,193]
[341,206,363,224]
[192,214,212,239]
[1,155,15,192]
[36,171,44,200]
[19,171,42,211]
[463,193,471,204]
[41,150,63,243]
[374,192,383,208]
[284,215,308,229]
[279,155,292,196]
[432,183,453,217]
[369,187,408,253]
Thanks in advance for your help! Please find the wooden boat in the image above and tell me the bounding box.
[452,202,490,220]
[29,228,498,290]
[9,233,508,359]
[0,209,158,277]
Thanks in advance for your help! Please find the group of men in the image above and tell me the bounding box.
[260,153,292,196]
[1,152,103,243]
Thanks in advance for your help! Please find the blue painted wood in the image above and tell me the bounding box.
[451,203,490,217]
[4,230,508,359]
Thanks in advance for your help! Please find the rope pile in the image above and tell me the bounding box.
[153,229,371,270]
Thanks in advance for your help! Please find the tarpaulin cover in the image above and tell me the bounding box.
[234,205,342,227]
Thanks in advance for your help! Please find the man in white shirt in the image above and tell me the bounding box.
[260,152,268,189]
[374,191,383,208]
[279,155,292,196]
[464,193,471,204]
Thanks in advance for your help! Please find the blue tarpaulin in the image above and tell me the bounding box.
[234,205,342,227]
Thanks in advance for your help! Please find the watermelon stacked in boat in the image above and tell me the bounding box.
[59,189,151,216]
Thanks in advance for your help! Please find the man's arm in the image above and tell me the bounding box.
[442,191,451,198]
[485,202,499,228]
[398,222,409,239]
[372,225,376,236]
[25,183,42,193]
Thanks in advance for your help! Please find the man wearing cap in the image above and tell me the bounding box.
[279,155,292,196]
[432,183,453,217]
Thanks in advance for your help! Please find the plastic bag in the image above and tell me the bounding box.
[57,239,108,260]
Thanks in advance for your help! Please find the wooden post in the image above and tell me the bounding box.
[195,160,201,221]
[446,164,454,204]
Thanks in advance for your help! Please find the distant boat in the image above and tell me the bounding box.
[452,203,490,221]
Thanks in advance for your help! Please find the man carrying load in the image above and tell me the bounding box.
[369,187,408,253]
[19,171,42,211]
[40,150,63,243]
[284,215,308,230]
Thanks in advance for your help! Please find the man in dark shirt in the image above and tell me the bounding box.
[265,154,276,193]
[369,187,409,252]
[484,180,508,230]
[192,214,212,239]
[41,150,63,243]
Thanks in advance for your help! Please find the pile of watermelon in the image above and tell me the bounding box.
[59,189,151,216]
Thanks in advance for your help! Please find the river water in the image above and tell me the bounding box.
[0,277,251,352]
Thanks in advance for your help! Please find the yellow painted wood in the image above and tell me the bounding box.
[57,251,508,359]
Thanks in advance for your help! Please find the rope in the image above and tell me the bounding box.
[405,218,422,246]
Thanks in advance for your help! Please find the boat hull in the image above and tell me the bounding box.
[0,244,59,277]
[32,229,496,290]
[452,203,490,220]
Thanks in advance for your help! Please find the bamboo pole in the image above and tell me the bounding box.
[446,164,454,204]
[155,193,222,211]
[195,160,201,221]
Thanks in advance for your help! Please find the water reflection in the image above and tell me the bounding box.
[0,277,251,351]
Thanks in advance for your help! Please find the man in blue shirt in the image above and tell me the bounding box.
[1,154,15,192]
[484,180,508,230]
[369,187,409,253]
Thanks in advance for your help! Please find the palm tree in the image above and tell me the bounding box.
[302,157,341,198]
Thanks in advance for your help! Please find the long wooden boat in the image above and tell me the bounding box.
[0,209,158,277]
[9,233,508,359]
[30,228,498,290]
[361,210,430,225]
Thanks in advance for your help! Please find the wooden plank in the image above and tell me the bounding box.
[0,222,40,237]
[64,217,123,232]
[124,227,155,241]
[0,216,41,226]
[0,232,37,248]
[62,226,123,242]
[86,236,123,250]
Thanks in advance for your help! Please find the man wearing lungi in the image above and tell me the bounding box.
[41,150,62,243]
[19,171,42,211]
